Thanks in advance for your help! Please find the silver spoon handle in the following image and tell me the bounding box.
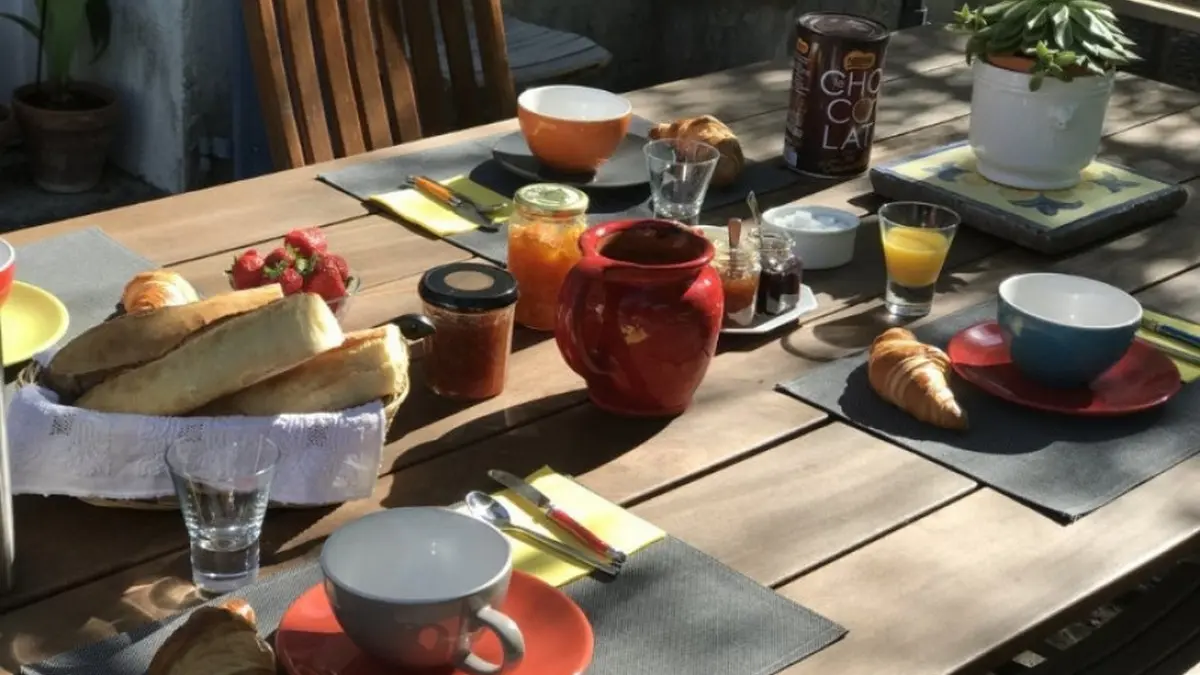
[503,524,621,576]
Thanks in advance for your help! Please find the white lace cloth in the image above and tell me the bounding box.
[6,365,386,504]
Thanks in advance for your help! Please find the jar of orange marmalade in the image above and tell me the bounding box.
[507,183,589,331]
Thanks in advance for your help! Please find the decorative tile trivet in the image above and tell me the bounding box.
[869,141,1188,254]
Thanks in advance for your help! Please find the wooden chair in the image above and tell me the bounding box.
[241,0,518,169]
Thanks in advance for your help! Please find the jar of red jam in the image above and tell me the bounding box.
[418,262,518,401]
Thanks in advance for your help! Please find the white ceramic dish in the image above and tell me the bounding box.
[761,205,860,270]
[721,285,818,335]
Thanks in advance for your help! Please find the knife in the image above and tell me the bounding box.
[1142,315,1200,351]
[404,175,500,232]
[488,470,629,565]
[1146,333,1200,367]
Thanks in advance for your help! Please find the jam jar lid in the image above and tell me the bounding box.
[514,183,589,217]
[419,262,519,313]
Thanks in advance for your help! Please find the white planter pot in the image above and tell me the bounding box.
[968,59,1114,190]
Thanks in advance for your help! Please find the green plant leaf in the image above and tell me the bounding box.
[1026,6,1049,29]
[1055,15,1074,47]
[1051,4,1071,32]
[1004,0,1036,20]
[1030,71,1046,90]
[86,0,110,62]
[0,11,40,40]
[41,0,91,91]
[982,0,1018,17]
[1055,50,1077,65]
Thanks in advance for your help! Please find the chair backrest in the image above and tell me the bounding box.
[242,0,517,169]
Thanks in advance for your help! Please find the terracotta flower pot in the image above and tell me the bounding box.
[555,218,724,417]
[13,81,119,193]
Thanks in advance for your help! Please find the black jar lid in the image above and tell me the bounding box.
[418,262,518,313]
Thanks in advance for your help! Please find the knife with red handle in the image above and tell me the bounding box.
[488,470,628,565]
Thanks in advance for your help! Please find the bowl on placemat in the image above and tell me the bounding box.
[517,85,632,174]
[997,273,1142,388]
[761,204,860,270]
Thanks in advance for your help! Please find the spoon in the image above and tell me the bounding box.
[465,491,622,577]
[746,191,762,229]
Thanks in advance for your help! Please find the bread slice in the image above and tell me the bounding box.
[76,293,344,415]
[45,284,283,400]
[201,324,408,416]
[146,599,275,675]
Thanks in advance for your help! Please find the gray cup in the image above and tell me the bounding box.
[320,507,525,674]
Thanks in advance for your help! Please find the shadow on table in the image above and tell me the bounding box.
[378,401,673,511]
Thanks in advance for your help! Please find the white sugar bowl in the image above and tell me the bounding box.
[761,205,860,270]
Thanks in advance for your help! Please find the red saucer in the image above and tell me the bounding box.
[276,571,593,675]
[946,321,1182,416]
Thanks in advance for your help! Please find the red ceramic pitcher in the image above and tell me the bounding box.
[555,219,724,416]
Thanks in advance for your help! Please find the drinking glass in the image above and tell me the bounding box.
[878,202,960,318]
[166,437,279,594]
[644,139,720,226]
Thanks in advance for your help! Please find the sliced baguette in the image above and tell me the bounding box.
[76,293,344,415]
[201,324,408,416]
[44,285,283,400]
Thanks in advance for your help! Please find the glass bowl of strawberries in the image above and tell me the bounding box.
[227,227,358,320]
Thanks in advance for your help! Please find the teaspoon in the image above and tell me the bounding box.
[465,491,621,577]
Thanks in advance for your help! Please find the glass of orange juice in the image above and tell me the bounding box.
[878,202,960,318]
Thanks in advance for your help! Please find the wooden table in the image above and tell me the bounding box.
[4,25,1200,675]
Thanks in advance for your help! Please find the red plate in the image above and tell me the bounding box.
[276,571,593,675]
[946,320,1182,416]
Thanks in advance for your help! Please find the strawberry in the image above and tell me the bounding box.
[264,246,295,270]
[314,252,350,282]
[305,265,347,304]
[284,228,327,257]
[229,249,266,289]
[276,267,305,295]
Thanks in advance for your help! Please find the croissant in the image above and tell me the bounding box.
[121,270,199,313]
[867,327,968,430]
[649,114,745,188]
[147,599,275,675]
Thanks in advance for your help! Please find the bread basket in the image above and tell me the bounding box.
[16,361,409,510]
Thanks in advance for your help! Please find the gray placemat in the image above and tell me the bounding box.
[318,117,801,266]
[777,300,1200,523]
[15,227,157,346]
[21,536,846,675]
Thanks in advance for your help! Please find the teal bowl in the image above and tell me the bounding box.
[997,273,1142,388]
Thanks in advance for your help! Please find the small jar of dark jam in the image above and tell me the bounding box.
[418,262,518,401]
[756,231,803,315]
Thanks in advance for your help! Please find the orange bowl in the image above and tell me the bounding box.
[517,85,632,173]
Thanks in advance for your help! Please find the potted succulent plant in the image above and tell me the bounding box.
[952,0,1139,190]
[1,0,117,193]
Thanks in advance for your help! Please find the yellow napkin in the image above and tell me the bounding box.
[1138,310,1200,383]
[459,467,665,588]
[368,175,512,237]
